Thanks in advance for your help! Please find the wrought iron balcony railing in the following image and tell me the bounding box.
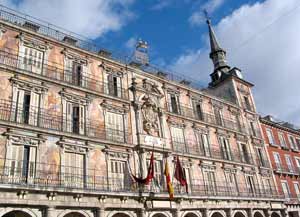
[273,163,300,175]
[167,103,246,133]
[171,139,256,165]
[0,49,129,100]
[0,99,130,144]
[0,159,282,199]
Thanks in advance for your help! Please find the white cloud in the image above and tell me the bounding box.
[1,0,135,39]
[150,0,172,11]
[125,37,137,50]
[189,0,225,26]
[174,0,300,124]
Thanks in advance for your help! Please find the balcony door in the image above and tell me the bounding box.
[105,112,124,142]
[245,175,256,196]
[7,144,36,184]
[64,152,85,188]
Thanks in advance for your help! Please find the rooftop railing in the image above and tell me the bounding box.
[0,99,130,144]
[0,158,282,199]
[0,5,208,92]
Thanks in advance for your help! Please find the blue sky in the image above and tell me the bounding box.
[2,0,300,126]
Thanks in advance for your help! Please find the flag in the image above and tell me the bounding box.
[164,160,174,199]
[131,152,154,185]
[174,156,188,193]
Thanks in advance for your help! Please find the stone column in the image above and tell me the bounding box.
[247,209,253,217]
[202,209,209,217]
[139,208,146,217]
[45,207,56,217]
[226,208,232,217]
[95,208,105,217]
[172,209,180,217]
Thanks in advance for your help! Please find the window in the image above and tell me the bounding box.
[203,170,217,194]
[293,182,300,199]
[171,127,185,152]
[168,93,179,114]
[219,137,232,160]
[295,158,300,171]
[279,132,287,148]
[243,96,252,111]
[105,112,125,143]
[214,107,223,126]
[250,121,257,137]
[12,89,40,126]
[262,178,273,195]
[192,101,203,120]
[266,128,274,144]
[245,175,256,195]
[281,181,291,199]
[20,46,44,74]
[257,148,267,167]
[64,58,88,87]
[110,160,127,190]
[273,152,282,170]
[63,101,86,135]
[197,133,211,157]
[106,74,122,97]
[296,139,300,150]
[239,143,251,164]
[8,144,37,183]
[285,155,294,173]
[64,152,85,188]
[225,172,237,194]
[289,135,297,150]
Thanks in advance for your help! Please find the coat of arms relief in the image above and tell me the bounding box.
[139,80,163,137]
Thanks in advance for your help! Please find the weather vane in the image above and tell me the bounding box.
[203,9,211,24]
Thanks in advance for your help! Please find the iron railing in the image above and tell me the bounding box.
[0,99,130,144]
[167,103,246,133]
[171,139,256,165]
[273,163,300,175]
[0,49,129,100]
[0,159,282,199]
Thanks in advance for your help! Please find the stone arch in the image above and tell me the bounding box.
[271,212,281,217]
[182,211,201,217]
[253,211,265,217]
[0,209,37,217]
[233,211,247,217]
[58,210,91,217]
[210,211,225,217]
[107,211,136,217]
[150,212,172,217]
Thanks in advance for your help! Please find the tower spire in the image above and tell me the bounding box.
[205,14,230,86]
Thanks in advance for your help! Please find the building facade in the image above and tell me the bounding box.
[0,5,286,217]
[260,116,300,217]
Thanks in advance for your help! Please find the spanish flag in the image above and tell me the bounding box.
[164,160,174,199]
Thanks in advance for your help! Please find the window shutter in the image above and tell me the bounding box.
[79,105,85,135]
[16,90,25,123]
[82,64,88,88]
[64,58,73,83]
[29,92,40,126]
[28,147,36,180]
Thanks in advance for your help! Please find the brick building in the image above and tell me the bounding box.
[0,5,286,217]
[260,116,300,217]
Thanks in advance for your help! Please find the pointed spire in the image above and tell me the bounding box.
[207,19,223,54]
[206,17,228,70]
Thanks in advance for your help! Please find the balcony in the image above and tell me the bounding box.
[0,159,282,200]
[0,99,130,144]
[0,49,129,100]
[167,103,246,134]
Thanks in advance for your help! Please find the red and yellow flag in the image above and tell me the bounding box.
[164,160,174,199]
